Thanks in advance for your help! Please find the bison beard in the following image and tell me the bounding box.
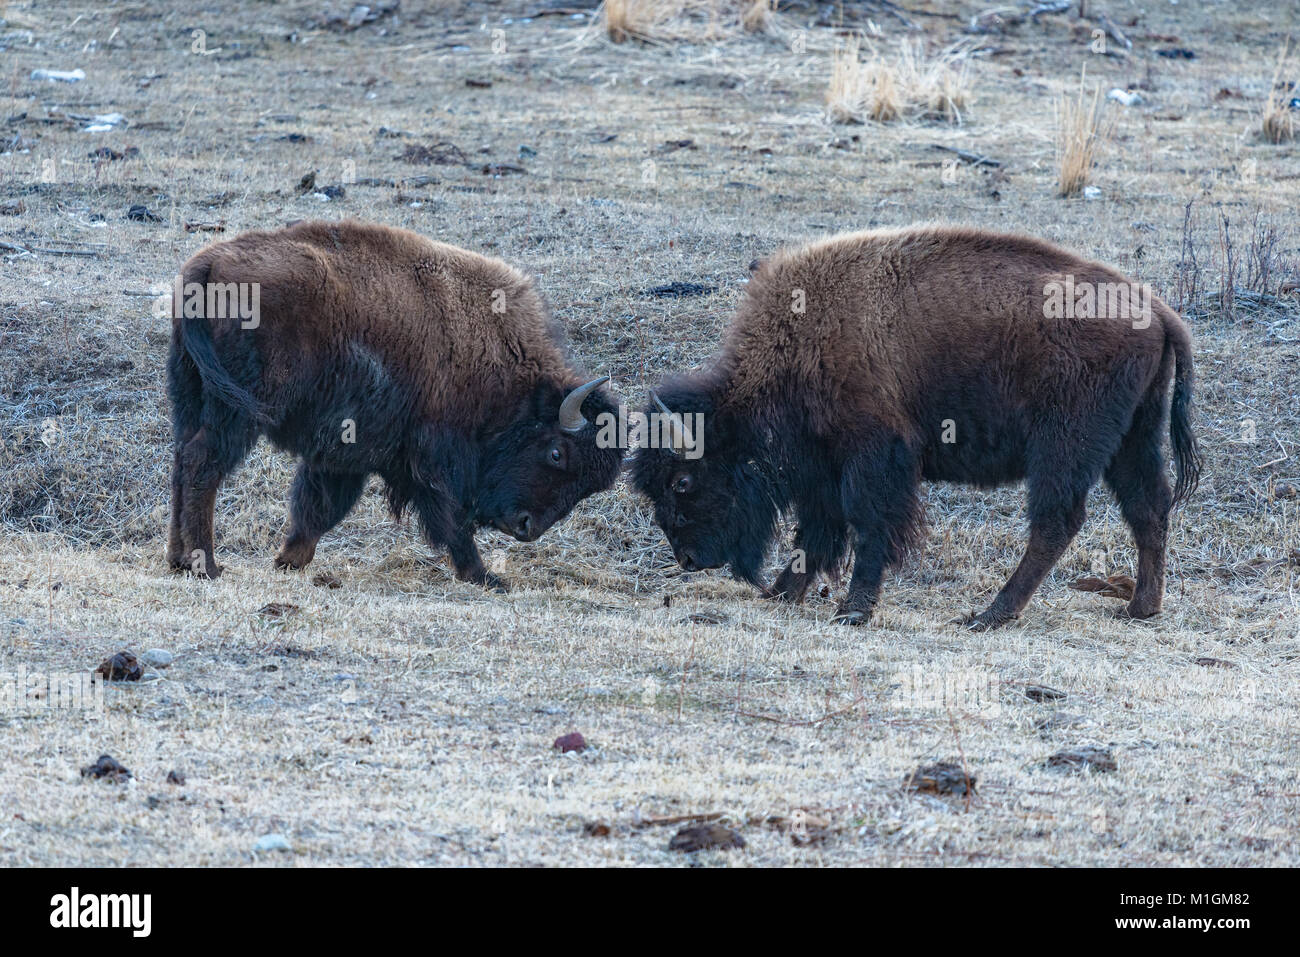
[165,220,621,587]
[632,226,1202,629]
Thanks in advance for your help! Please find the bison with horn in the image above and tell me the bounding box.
[632,226,1201,629]
[167,220,621,588]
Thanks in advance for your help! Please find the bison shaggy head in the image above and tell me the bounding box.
[475,377,623,542]
[629,389,778,587]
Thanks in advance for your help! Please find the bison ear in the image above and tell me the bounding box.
[527,381,565,426]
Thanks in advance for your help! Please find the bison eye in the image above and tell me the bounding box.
[548,445,566,468]
[672,473,693,495]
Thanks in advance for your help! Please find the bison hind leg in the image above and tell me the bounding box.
[177,419,256,579]
[1104,394,1173,620]
[275,465,367,570]
[168,442,191,570]
[971,461,1094,629]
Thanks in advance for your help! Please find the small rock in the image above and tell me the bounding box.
[126,204,162,223]
[81,754,131,782]
[1034,711,1086,733]
[1107,88,1143,107]
[681,610,728,625]
[96,651,143,682]
[1194,657,1237,669]
[1070,574,1134,601]
[311,573,342,589]
[166,769,186,786]
[31,68,85,83]
[82,112,127,132]
[253,833,291,853]
[905,761,976,796]
[669,823,745,853]
[554,732,587,753]
[644,281,716,299]
[141,649,173,669]
[1083,186,1102,200]
[1045,746,1117,774]
[258,602,301,619]
[1024,683,1066,702]
[583,821,611,837]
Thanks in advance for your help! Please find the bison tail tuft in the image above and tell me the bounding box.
[176,263,269,424]
[1167,318,1202,509]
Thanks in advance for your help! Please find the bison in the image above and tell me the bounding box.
[166,219,621,588]
[632,226,1201,629]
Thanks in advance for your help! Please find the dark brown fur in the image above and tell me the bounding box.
[633,225,1201,628]
[167,220,621,585]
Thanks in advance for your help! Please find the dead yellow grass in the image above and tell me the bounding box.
[602,0,771,44]
[740,0,771,34]
[827,37,974,126]
[1055,67,1114,198]
[1261,40,1296,144]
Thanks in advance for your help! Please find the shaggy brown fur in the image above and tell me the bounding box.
[633,225,1201,628]
[167,219,621,586]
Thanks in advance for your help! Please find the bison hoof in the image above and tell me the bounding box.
[960,609,1016,632]
[1115,602,1159,621]
[274,542,315,571]
[832,606,870,626]
[460,569,509,593]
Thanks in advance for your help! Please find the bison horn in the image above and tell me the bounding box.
[558,376,609,433]
[653,394,690,458]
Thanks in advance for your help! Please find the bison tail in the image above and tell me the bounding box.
[1166,315,1202,509]
[176,263,268,424]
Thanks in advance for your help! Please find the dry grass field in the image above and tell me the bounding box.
[1,0,1298,866]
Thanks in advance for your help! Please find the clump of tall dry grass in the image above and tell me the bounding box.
[602,0,773,44]
[604,0,673,43]
[740,0,772,33]
[1261,40,1297,144]
[1055,68,1114,197]
[827,37,974,125]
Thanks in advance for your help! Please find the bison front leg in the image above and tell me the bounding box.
[767,509,848,604]
[410,487,508,593]
[447,529,508,593]
[835,536,891,625]
[834,438,923,626]
[275,465,367,570]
